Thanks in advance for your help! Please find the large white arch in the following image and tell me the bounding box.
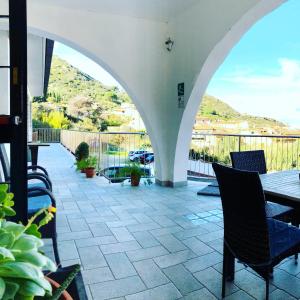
[28,27,163,178]
[173,0,287,184]
[4,0,289,186]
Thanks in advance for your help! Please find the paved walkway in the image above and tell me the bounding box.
[40,144,300,300]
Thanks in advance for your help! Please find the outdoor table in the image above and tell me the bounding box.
[260,170,300,209]
[28,142,50,168]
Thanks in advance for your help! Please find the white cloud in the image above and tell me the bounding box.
[221,58,300,89]
[208,58,300,128]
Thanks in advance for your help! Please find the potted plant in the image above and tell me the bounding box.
[121,163,144,186]
[74,142,89,173]
[83,156,97,178]
[0,184,84,299]
[74,159,86,173]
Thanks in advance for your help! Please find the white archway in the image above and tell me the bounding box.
[173,0,287,184]
[27,27,163,179]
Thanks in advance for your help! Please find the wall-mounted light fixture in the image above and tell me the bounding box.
[165,37,174,52]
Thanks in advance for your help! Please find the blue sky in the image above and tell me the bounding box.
[54,0,300,128]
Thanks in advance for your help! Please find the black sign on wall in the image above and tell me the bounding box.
[178,82,185,108]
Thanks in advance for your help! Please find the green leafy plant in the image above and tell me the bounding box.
[74,142,89,161]
[120,162,144,177]
[82,156,97,169]
[74,159,86,171]
[0,184,57,299]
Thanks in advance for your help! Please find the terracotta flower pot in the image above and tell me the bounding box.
[131,174,141,186]
[45,277,73,300]
[85,167,95,178]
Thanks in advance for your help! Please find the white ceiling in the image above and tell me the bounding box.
[30,0,200,22]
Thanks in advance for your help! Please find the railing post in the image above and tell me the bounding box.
[238,136,241,152]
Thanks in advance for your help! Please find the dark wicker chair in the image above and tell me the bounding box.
[0,144,60,265]
[212,163,300,300]
[230,150,295,223]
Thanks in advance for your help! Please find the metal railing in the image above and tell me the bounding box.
[33,128,300,179]
[189,133,300,177]
[32,128,61,143]
[60,129,155,180]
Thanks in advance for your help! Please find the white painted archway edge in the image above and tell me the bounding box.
[173,0,287,184]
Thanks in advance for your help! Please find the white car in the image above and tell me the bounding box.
[128,150,148,162]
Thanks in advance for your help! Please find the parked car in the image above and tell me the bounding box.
[140,152,154,164]
[145,154,154,164]
[100,165,151,183]
[128,150,148,162]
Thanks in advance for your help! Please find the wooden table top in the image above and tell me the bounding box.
[260,170,300,204]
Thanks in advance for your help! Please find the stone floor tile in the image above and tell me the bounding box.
[58,230,93,241]
[154,250,197,269]
[271,269,300,298]
[110,227,135,242]
[197,230,223,243]
[133,259,169,288]
[184,252,222,273]
[90,276,146,300]
[225,290,255,299]
[278,257,300,276]
[82,267,114,284]
[173,227,208,240]
[269,288,296,299]
[183,288,217,300]
[163,264,203,295]
[151,215,177,227]
[182,237,214,256]
[126,222,161,233]
[68,218,90,232]
[58,240,79,261]
[131,231,160,248]
[105,253,137,279]
[150,226,183,237]
[76,236,118,248]
[154,234,187,253]
[106,219,138,228]
[126,245,169,262]
[233,269,276,299]
[100,241,141,254]
[125,283,182,300]
[88,223,113,237]
[78,246,107,269]
[194,267,239,298]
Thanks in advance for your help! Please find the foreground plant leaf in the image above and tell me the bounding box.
[2,281,19,300]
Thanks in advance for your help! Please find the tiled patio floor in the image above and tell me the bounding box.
[40,144,300,300]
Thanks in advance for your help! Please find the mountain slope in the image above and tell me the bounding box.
[33,55,287,133]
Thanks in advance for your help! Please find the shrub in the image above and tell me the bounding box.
[75,142,89,161]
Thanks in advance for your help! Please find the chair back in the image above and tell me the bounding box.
[212,163,271,265]
[0,144,10,180]
[230,150,267,174]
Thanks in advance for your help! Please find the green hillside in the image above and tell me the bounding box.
[32,56,130,131]
[33,55,287,133]
[198,94,286,130]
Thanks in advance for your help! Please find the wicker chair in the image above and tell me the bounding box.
[230,150,295,222]
[0,144,60,265]
[212,163,300,299]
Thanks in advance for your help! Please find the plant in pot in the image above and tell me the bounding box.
[0,184,80,299]
[83,156,97,178]
[121,163,144,186]
[74,142,89,173]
